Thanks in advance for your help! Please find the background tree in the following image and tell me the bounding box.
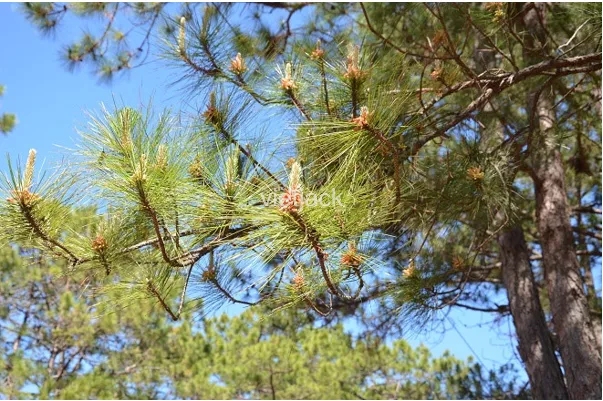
[22,2,167,81]
[0,84,16,134]
[9,2,603,399]
[0,230,528,400]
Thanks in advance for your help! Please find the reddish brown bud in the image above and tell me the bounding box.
[351,106,371,130]
[452,255,464,270]
[91,234,108,253]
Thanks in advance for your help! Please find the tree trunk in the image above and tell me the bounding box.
[523,3,602,399]
[498,226,568,399]
[533,150,602,399]
[473,11,568,394]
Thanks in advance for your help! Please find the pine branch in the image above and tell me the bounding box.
[319,60,332,116]
[135,181,187,268]
[19,202,80,263]
[215,125,286,190]
[359,3,452,61]
[454,3,519,71]
[449,300,509,314]
[424,3,478,80]
[287,210,350,300]
[572,206,602,215]
[364,125,401,203]
[287,90,311,121]
[410,52,602,155]
[146,280,179,321]
[208,276,258,306]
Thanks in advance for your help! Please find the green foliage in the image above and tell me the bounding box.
[7,0,600,331]
[0,84,16,134]
[22,2,168,81]
[9,3,603,397]
[0,241,527,399]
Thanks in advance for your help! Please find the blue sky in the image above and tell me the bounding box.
[0,3,181,161]
[0,2,525,382]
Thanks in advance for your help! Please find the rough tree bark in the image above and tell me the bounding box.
[498,226,568,399]
[523,3,602,399]
[532,138,602,399]
[474,16,567,395]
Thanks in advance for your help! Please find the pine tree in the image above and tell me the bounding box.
[0,84,16,134]
[21,2,167,81]
[0,232,528,399]
[10,2,603,398]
